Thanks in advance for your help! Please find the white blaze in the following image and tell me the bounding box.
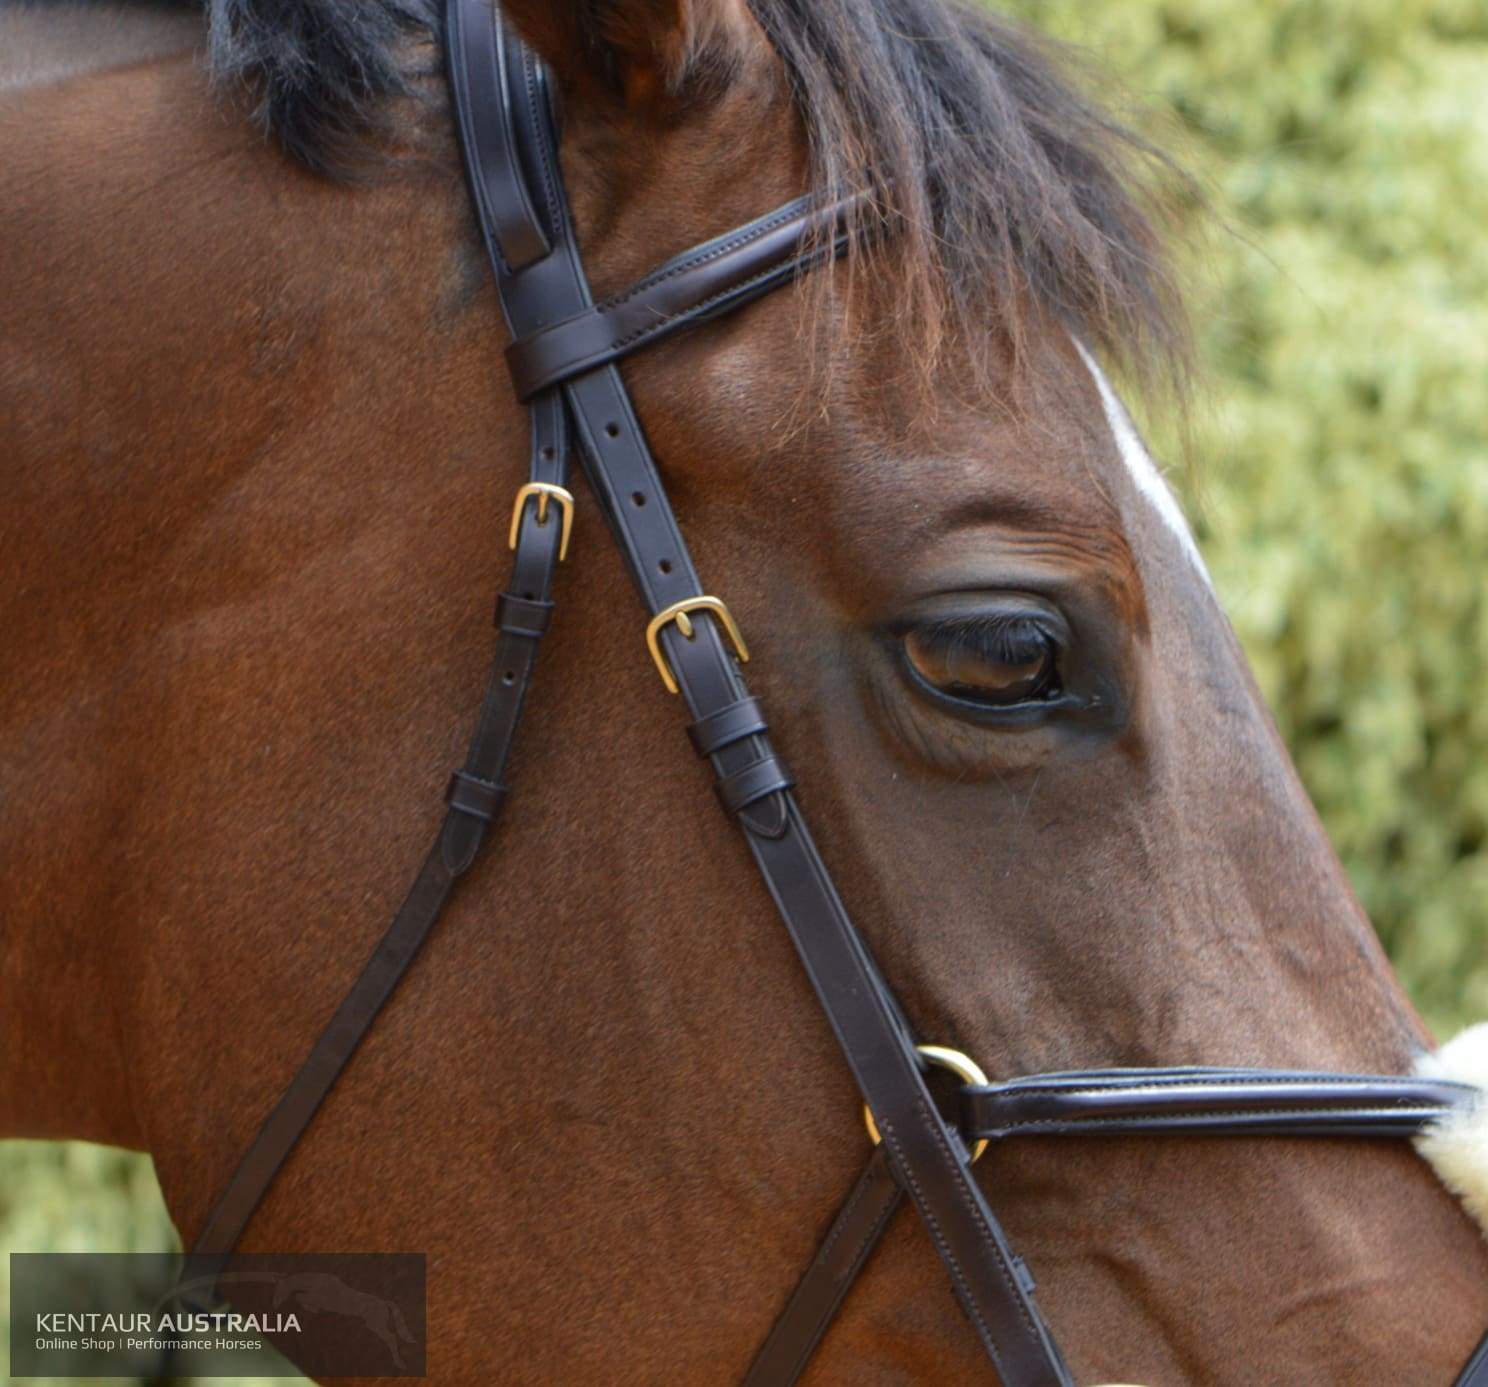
[1074,340,1210,585]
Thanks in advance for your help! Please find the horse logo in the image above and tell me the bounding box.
[158,1267,419,1372]
[271,1271,417,1371]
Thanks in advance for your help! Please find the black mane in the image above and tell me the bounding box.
[200,0,1191,395]
[202,0,440,173]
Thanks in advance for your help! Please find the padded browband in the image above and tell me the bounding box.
[505,194,859,401]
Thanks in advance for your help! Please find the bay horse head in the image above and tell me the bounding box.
[1,0,1485,1381]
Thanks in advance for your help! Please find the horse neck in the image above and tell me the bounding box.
[0,48,499,1146]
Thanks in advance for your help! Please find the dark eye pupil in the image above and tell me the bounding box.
[903,626,1057,706]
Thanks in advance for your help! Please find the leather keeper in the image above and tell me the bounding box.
[716,754,795,816]
[495,592,554,638]
[687,696,768,758]
[445,770,507,823]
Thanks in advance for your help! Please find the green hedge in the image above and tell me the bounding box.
[1003,0,1488,1036]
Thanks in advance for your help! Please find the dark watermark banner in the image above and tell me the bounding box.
[10,1251,426,1378]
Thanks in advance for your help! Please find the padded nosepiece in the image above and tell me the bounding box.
[1416,1023,1488,1239]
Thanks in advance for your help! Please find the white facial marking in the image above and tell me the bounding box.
[1074,341,1211,585]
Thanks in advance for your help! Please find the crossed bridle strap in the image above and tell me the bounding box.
[754,1067,1484,1385]
[446,6,1070,1382]
[178,0,852,1310]
[186,6,1069,1383]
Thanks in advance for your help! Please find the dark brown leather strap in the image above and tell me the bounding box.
[756,1067,1480,1387]
[963,1068,1479,1142]
[504,195,857,401]
[687,696,769,757]
[186,417,570,1277]
[1458,1330,1488,1387]
[744,1147,904,1387]
[762,1067,1481,1387]
[446,0,549,270]
[452,11,1073,1384]
[716,754,796,815]
[182,26,575,1276]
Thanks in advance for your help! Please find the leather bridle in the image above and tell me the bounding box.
[181,5,1488,1382]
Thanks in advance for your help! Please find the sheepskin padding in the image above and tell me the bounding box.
[1415,1023,1488,1239]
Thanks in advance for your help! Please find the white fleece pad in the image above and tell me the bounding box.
[1415,1023,1488,1239]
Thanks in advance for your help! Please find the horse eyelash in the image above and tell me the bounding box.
[912,614,1058,666]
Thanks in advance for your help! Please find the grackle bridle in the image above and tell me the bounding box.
[182,5,1488,1382]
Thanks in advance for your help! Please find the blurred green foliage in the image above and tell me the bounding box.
[1002,0,1488,1035]
[3,2,1484,1382]
[0,1146,291,1383]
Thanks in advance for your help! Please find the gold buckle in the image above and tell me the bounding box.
[645,597,749,695]
[508,483,574,561]
[864,1044,990,1163]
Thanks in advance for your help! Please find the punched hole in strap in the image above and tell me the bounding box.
[445,770,508,823]
[495,592,554,639]
[687,696,768,758]
[716,754,794,816]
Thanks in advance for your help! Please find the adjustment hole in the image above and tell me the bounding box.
[540,446,555,460]
[522,591,535,601]
[631,492,646,507]
[604,422,620,438]
[658,559,673,575]
[502,670,516,685]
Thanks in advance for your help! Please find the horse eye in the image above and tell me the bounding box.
[902,620,1060,707]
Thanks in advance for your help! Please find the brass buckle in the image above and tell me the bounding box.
[508,483,574,561]
[864,1044,990,1163]
[645,596,750,695]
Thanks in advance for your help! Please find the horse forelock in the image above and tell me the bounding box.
[188,0,1195,416]
[203,0,441,174]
